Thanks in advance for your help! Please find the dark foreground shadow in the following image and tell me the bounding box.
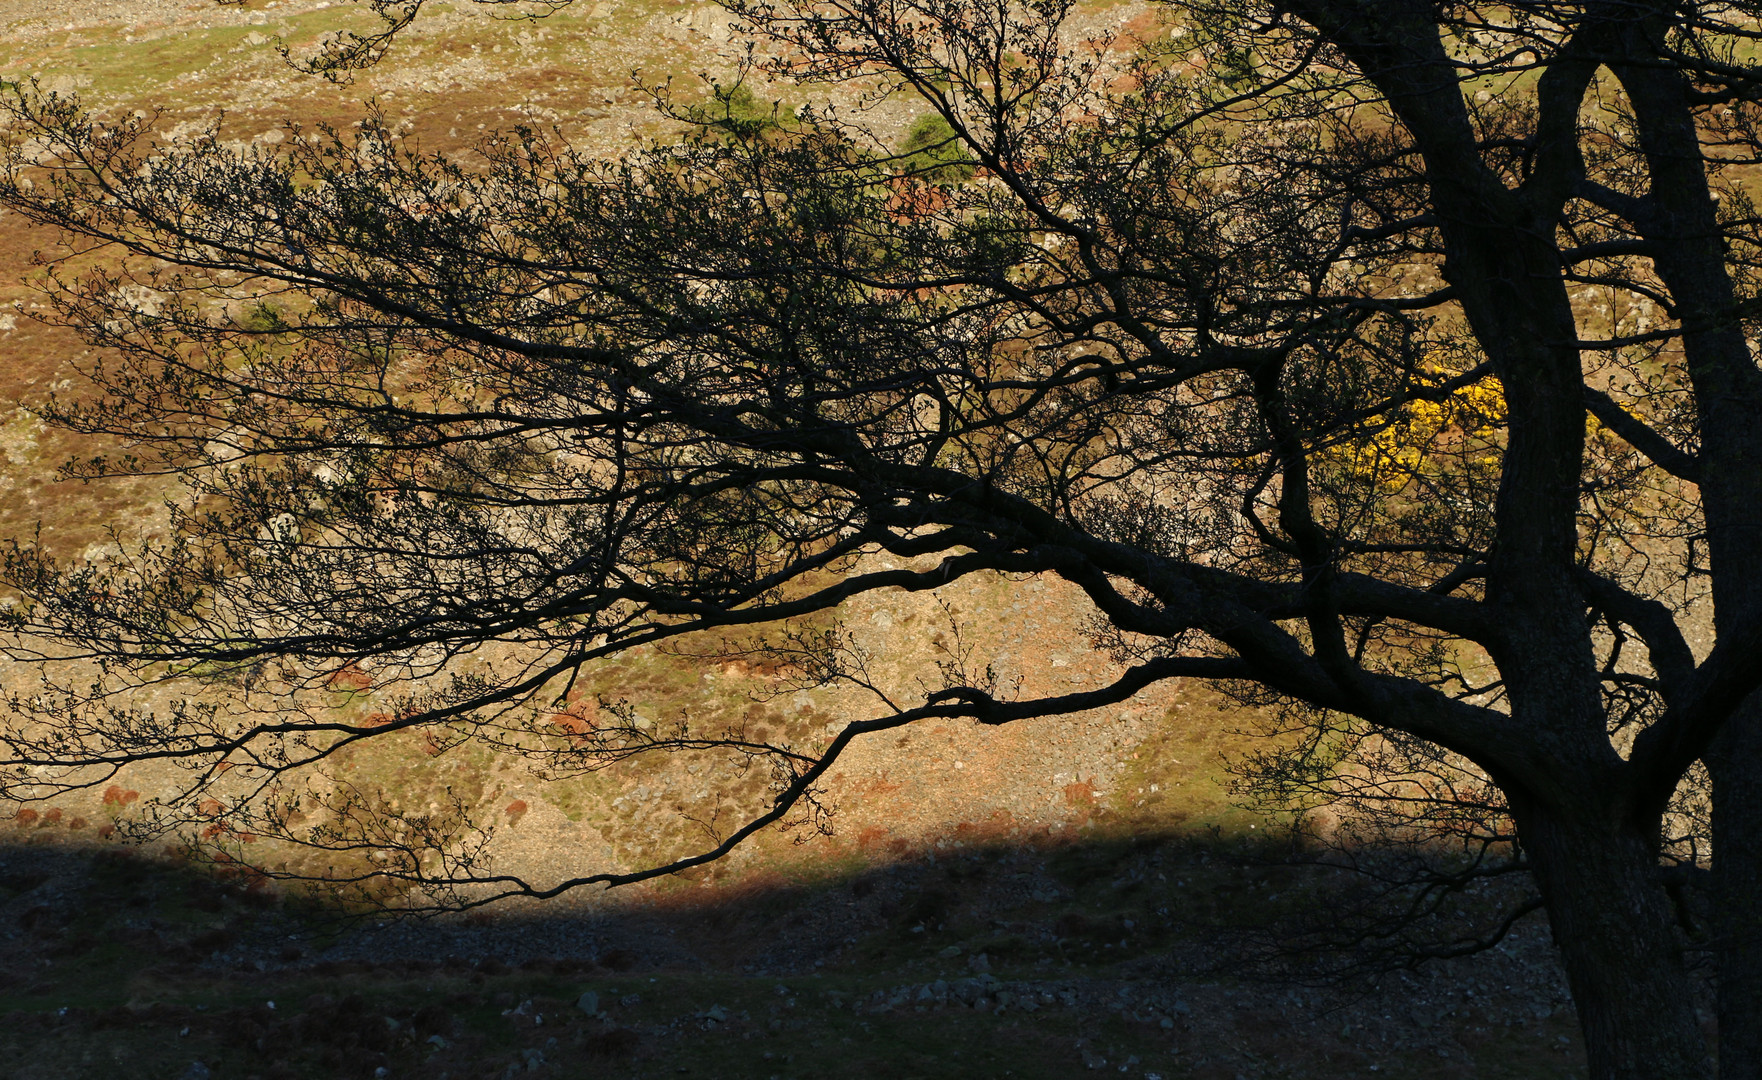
[0,833,1599,1080]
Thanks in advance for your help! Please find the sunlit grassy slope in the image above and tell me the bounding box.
[0,0,1267,883]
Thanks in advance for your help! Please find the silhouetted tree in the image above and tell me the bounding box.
[4,2,1762,1076]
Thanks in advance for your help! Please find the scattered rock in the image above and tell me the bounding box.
[575,990,600,1016]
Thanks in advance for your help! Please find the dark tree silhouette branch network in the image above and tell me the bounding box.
[4,1,1762,1076]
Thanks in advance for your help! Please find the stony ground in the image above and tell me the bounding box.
[0,836,1603,1080]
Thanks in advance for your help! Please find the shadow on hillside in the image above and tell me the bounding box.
[0,828,1608,1080]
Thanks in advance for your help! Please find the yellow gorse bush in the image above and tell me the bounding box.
[1322,372,1508,492]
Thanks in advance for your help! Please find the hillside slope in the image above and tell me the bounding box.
[0,5,1604,1078]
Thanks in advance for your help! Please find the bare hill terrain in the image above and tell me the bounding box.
[0,3,1610,1078]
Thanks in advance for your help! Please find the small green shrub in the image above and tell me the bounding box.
[688,83,784,139]
[898,113,976,185]
[238,301,289,334]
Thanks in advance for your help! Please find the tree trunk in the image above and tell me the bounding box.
[1708,696,1762,1080]
[1609,37,1762,1080]
[1518,801,1714,1079]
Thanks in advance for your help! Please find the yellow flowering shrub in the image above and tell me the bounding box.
[1321,372,1508,492]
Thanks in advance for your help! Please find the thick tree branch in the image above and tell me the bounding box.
[1582,386,1702,482]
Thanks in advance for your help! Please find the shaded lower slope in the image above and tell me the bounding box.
[0,833,1607,1080]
